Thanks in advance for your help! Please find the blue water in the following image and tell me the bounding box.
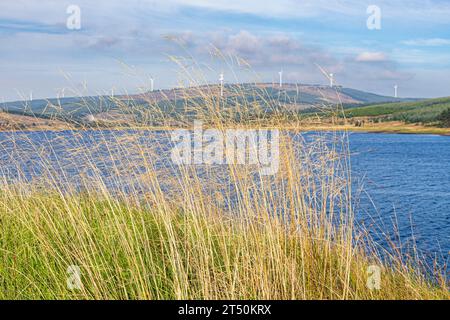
[0,130,449,261]
[349,133,450,259]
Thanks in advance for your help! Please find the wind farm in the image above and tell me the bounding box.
[0,79,416,129]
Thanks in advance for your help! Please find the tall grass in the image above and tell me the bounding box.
[0,60,448,299]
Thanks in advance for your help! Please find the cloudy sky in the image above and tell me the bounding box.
[1,0,450,101]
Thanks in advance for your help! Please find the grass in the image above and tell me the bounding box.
[0,189,448,300]
[0,127,448,300]
[0,60,448,300]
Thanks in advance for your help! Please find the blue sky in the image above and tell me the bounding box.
[1,0,450,101]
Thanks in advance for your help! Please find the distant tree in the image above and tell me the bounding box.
[438,108,450,127]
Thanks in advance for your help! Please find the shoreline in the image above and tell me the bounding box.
[1,121,450,136]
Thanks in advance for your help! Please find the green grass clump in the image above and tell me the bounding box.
[0,190,448,300]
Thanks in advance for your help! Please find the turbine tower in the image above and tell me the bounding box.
[279,70,283,88]
[150,77,154,92]
[219,72,224,97]
[394,84,398,98]
[329,73,334,87]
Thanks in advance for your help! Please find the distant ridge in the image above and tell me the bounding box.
[0,83,417,122]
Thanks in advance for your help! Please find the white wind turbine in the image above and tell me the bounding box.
[394,84,398,98]
[278,70,283,88]
[315,64,336,88]
[219,72,224,97]
[150,77,154,92]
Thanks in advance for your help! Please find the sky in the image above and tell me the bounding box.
[1,0,450,101]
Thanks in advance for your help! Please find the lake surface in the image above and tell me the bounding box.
[0,130,449,262]
[349,133,450,260]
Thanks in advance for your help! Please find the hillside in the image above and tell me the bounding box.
[0,83,408,126]
[0,110,72,131]
[344,97,450,124]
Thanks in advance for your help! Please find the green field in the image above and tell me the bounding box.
[344,97,450,124]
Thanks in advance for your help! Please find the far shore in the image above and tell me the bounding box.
[1,121,450,136]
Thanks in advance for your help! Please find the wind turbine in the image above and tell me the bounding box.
[278,70,283,88]
[394,84,398,98]
[219,72,224,97]
[295,83,300,104]
[150,77,154,92]
[315,64,336,88]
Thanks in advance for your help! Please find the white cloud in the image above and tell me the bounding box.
[203,30,338,70]
[355,52,388,62]
[392,48,450,66]
[402,38,450,47]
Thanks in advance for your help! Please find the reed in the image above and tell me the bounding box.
[0,62,447,299]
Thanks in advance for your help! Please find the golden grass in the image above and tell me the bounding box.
[0,188,447,300]
[0,61,448,300]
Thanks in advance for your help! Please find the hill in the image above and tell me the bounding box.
[0,110,72,131]
[344,97,450,124]
[0,83,410,125]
